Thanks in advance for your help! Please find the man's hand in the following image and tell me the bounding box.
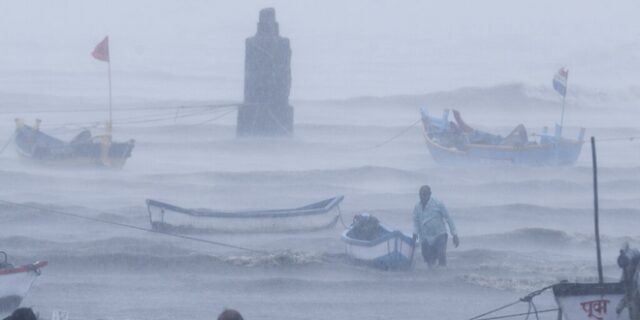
[452,235,460,248]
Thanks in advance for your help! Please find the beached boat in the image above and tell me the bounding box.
[342,223,417,270]
[553,282,628,320]
[14,119,135,168]
[420,108,585,166]
[0,252,47,316]
[146,196,344,233]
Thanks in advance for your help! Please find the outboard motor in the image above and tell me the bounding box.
[350,213,383,241]
[617,244,640,320]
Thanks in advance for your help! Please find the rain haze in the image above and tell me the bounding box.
[0,1,639,320]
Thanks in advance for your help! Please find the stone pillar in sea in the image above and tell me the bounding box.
[237,8,293,137]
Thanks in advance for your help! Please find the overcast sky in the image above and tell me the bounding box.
[1,0,639,100]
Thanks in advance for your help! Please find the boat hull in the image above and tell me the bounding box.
[342,227,417,270]
[146,197,344,233]
[0,261,47,316]
[425,133,584,166]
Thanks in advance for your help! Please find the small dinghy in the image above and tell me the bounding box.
[341,214,417,270]
[420,108,585,166]
[14,119,135,168]
[146,196,344,233]
[0,252,47,316]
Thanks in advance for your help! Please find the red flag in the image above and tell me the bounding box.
[92,36,110,62]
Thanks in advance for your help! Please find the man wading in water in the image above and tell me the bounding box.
[413,185,459,267]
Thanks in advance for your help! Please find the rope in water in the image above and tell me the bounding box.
[0,199,266,254]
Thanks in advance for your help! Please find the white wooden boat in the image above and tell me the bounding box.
[342,224,417,270]
[146,196,344,233]
[553,282,628,320]
[0,252,47,316]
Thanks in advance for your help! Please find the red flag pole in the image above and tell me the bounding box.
[92,36,112,135]
[108,58,113,130]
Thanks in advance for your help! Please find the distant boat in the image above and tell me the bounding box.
[341,224,417,270]
[14,119,135,168]
[0,252,47,316]
[420,108,585,166]
[146,196,344,233]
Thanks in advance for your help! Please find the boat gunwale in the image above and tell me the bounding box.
[553,282,625,296]
[0,261,47,276]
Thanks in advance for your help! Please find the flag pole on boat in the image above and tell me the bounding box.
[552,68,569,136]
[591,136,604,283]
[92,36,113,136]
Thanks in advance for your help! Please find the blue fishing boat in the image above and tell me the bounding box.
[14,119,135,168]
[420,108,585,166]
[342,220,417,270]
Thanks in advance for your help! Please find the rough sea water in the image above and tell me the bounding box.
[0,91,638,320]
[1,1,640,320]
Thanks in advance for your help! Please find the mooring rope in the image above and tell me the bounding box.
[468,285,555,320]
[0,103,242,116]
[337,205,349,228]
[0,132,15,155]
[194,109,237,126]
[0,199,266,254]
[265,107,293,135]
[468,301,524,320]
[357,118,422,150]
[472,308,558,320]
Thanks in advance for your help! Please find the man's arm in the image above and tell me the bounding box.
[441,202,460,248]
[441,203,457,236]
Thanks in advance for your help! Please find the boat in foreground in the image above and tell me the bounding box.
[14,119,135,168]
[342,220,417,270]
[476,249,634,320]
[553,282,628,320]
[146,196,344,233]
[0,252,47,316]
[420,108,585,166]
